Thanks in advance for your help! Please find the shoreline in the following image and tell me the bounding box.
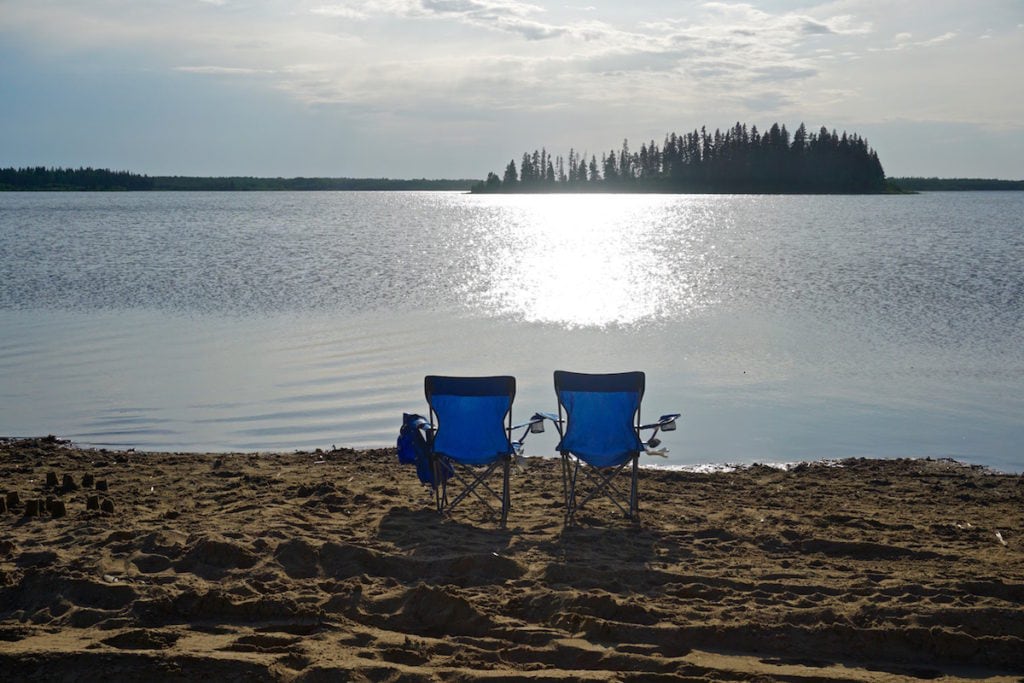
[5,435,1017,476]
[4,435,1017,486]
[2,437,1022,680]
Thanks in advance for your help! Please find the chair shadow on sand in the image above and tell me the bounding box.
[377,506,514,554]
[534,519,697,594]
[377,497,698,597]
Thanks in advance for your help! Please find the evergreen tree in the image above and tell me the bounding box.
[603,151,618,182]
[520,153,532,184]
[503,160,519,185]
[618,139,631,181]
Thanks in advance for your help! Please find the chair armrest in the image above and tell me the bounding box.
[410,416,433,434]
[639,413,680,431]
[510,413,548,432]
[510,413,550,450]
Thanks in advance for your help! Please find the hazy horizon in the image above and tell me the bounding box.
[2,1,1022,180]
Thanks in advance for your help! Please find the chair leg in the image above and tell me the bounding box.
[563,456,640,524]
[629,455,639,521]
[447,462,499,513]
[432,457,445,513]
[434,459,514,526]
[577,462,630,517]
[565,454,573,524]
[560,453,569,518]
[500,456,510,528]
[564,456,582,525]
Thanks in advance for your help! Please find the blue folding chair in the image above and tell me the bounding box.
[403,375,542,527]
[545,370,679,523]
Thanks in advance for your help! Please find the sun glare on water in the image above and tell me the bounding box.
[457,194,718,328]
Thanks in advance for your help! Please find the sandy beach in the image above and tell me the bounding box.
[1,436,1022,681]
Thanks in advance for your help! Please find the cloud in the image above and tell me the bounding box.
[919,31,956,46]
[175,66,270,75]
[738,90,796,112]
[872,30,958,52]
[413,0,582,40]
[252,1,880,122]
[798,18,835,35]
[694,2,870,38]
[0,1,864,128]
[4,0,1014,142]
[310,5,369,19]
[315,0,625,42]
[420,0,542,14]
[751,64,819,82]
[500,18,567,40]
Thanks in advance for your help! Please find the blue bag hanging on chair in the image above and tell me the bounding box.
[397,412,451,485]
[397,413,427,465]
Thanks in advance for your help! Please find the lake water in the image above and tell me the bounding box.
[1,191,1022,472]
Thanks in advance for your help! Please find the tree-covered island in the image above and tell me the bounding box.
[472,122,888,194]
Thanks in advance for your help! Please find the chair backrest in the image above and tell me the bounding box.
[554,370,645,468]
[425,375,515,466]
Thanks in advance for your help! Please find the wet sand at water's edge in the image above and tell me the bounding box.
[1,437,1022,681]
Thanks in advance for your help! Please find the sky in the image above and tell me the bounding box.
[1,0,1022,179]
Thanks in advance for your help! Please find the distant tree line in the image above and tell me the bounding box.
[0,166,155,191]
[0,167,477,191]
[472,123,889,194]
[152,176,476,191]
[887,177,1024,191]
[6,164,1019,195]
